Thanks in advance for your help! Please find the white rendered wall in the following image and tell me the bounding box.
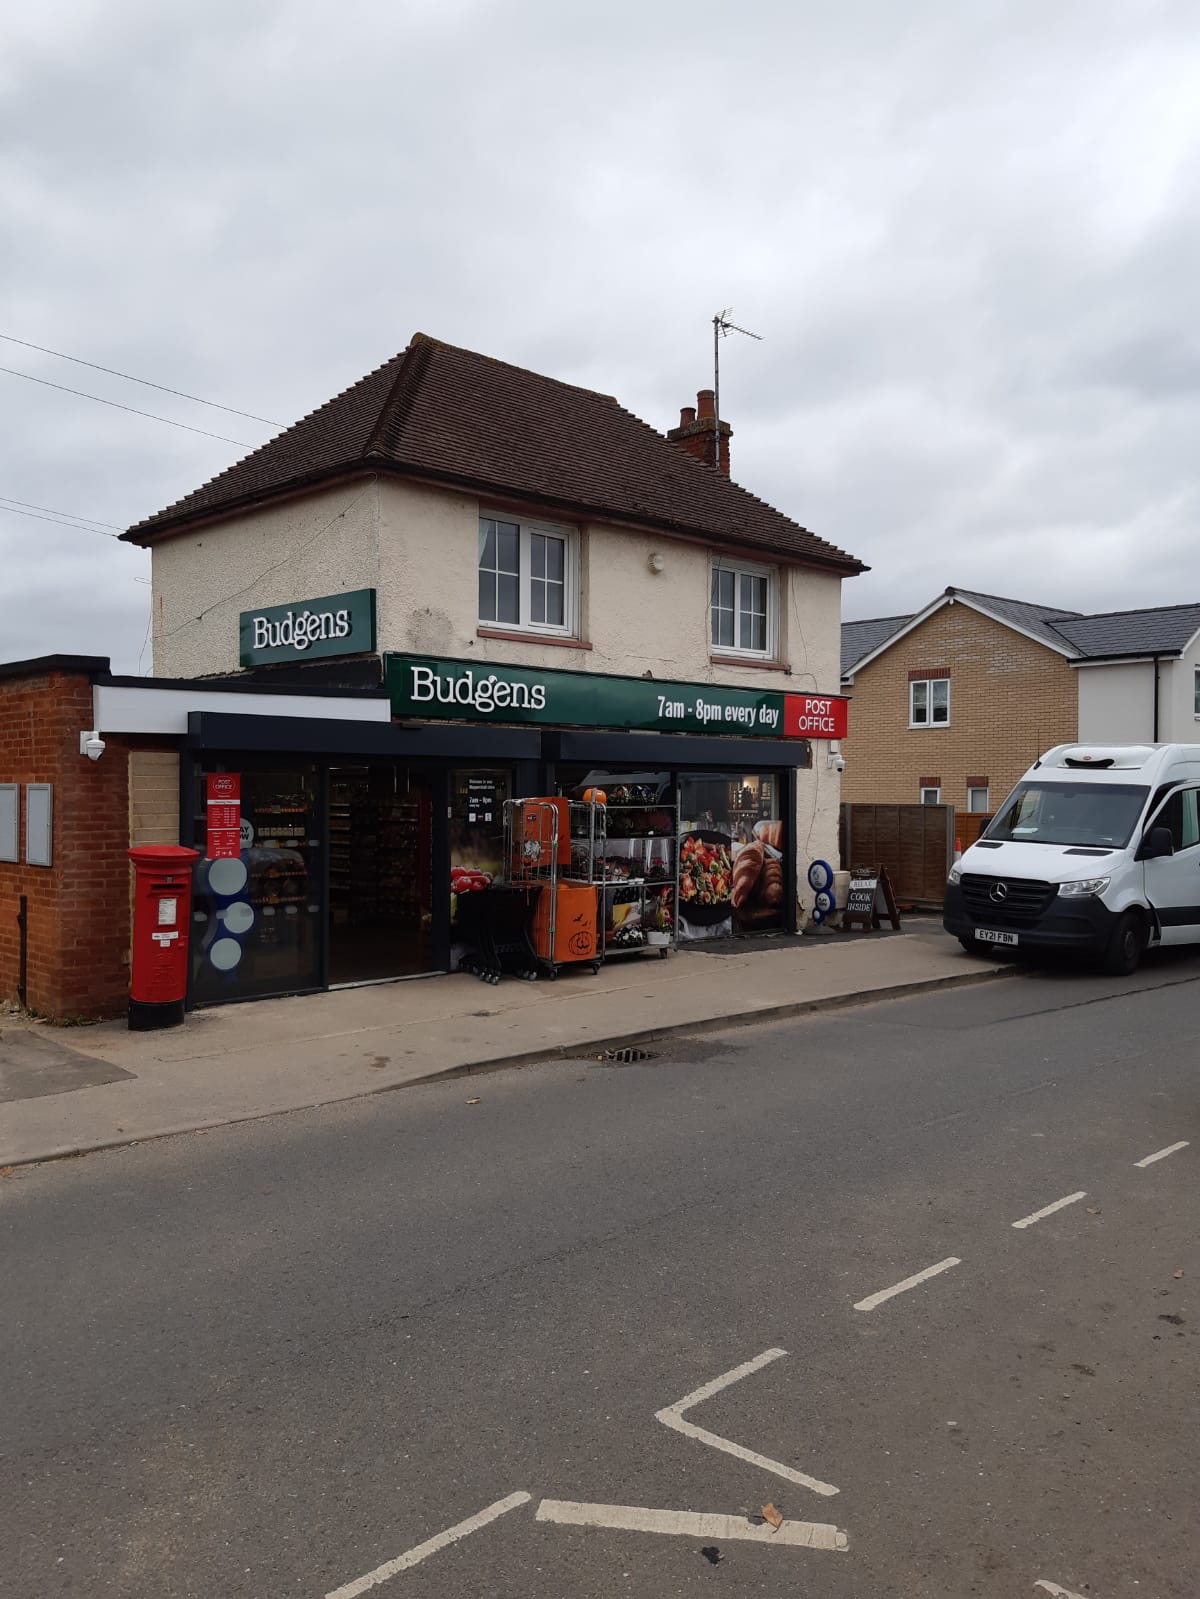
[151,478,381,678]
[150,474,849,921]
[1076,661,1153,742]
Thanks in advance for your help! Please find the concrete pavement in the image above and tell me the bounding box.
[0,923,1010,1166]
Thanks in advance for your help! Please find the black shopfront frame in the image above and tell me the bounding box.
[180,711,810,1005]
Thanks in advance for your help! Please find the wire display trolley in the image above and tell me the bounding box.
[503,797,602,979]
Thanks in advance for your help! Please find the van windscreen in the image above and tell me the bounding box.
[982,782,1148,848]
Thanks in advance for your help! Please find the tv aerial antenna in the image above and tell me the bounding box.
[712,308,763,470]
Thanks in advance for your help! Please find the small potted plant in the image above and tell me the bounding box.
[645,890,673,947]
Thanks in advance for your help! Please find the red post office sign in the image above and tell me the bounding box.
[206,773,242,859]
[783,694,849,740]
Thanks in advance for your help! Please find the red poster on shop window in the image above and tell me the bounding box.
[783,693,849,741]
[206,773,242,859]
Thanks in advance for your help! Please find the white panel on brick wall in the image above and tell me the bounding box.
[25,784,52,867]
[0,784,16,862]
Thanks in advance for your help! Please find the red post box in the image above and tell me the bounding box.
[128,844,200,1031]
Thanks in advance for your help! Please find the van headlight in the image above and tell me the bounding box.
[947,864,963,885]
[1057,876,1110,898]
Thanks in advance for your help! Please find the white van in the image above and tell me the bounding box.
[943,743,1200,975]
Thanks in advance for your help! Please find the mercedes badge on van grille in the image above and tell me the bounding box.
[989,882,1008,902]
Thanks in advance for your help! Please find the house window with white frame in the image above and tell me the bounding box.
[967,785,989,812]
[710,561,775,657]
[1194,666,1200,717]
[478,516,577,635]
[909,677,949,726]
[920,786,941,805]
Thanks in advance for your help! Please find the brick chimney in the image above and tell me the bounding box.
[667,388,731,475]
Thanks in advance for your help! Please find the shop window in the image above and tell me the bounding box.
[710,561,776,657]
[190,766,323,1004]
[678,772,784,941]
[450,768,510,939]
[920,786,941,805]
[967,786,989,812]
[910,678,949,726]
[478,515,577,635]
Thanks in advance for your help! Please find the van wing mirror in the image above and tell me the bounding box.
[1138,824,1174,861]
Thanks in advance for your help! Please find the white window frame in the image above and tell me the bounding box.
[967,786,989,813]
[919,786,941,805]
[909,677,950,728]
[1194,666,1200,718]
[709,558,778,660]
[478,513,579,638]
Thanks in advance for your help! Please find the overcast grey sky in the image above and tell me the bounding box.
[3,0,1199,671]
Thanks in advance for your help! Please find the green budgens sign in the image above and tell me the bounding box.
[240,588,376,667]
[385,653,789,736]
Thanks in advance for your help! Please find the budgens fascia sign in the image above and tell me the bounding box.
[239,589,376,667]
[385,653,815,737]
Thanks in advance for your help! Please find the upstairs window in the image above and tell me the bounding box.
[910,677,950,727]
[710,561,775,658]
[478,516,576,635]
[1194,667,1200,716]
[967,785,990,812]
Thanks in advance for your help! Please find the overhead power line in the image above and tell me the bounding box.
[0,364,255,447]
[0,332,281,427]
[0,505,125,539]
[0,494,122,529]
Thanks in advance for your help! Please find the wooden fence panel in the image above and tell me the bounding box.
[839,803,955,906]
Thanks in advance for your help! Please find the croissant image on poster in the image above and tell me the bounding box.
[731,838,785,929]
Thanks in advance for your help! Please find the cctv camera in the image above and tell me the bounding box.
[828,752,846,773]
[80,731,106,762]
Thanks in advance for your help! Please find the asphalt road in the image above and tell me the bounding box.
[2,956,1198,1598]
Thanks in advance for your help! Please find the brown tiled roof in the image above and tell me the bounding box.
[124,335,865,572]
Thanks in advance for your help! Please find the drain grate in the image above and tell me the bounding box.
[601,1046,658,1064]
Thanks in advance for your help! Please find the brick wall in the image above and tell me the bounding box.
[842,603,1078,811]
[0,669,134,1020]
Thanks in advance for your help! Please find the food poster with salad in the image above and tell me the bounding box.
[449,769,510,933]
[677,773,785,940]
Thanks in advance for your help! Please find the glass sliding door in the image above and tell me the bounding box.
[328,764,434,984]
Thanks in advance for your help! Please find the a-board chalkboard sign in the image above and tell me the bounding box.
[844,864,902,932]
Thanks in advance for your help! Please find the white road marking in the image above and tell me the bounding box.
[1034,1581,1089,1598]
[324,1491,531,1598]
[853,1256,961,1312]
[1135,1140,1189,1168]
[535,1498,848,1551]
[661,1347,787,1415]
[655,1347,839,1497]
[1011,1191,1087,1230]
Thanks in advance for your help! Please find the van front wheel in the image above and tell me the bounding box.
[1102,910,1145,977]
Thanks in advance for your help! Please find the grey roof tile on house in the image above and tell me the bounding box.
[1049,603,1200,659]
[841,614,910,675]
[124,335,865,573]
[841,585,1200,678]
[949,588,1082,654]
